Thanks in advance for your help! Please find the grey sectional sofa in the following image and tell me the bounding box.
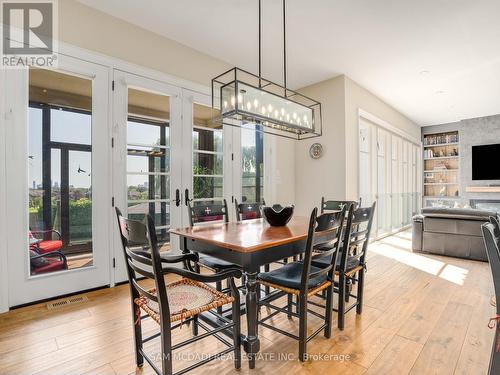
[412,207,496,261]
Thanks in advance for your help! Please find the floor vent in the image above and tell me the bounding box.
[46,295,89,310]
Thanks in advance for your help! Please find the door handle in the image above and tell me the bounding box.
[185,188,192,206]
[175,189,181,207]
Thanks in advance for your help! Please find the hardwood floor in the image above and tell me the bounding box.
[0,230,494,374]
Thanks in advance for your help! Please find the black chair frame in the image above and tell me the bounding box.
[257,207,346,361]
[115,207,242,375]
[482,217,500,375]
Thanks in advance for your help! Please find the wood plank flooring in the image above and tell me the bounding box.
[0,230,494,374]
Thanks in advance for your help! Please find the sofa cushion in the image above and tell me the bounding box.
[424,217,484,237]
[421,207,496,221]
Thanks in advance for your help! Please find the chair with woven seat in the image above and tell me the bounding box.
[187,199,240,271]
[313,202,376,330]
[187,200,243,298]
[482,217,500,374]
[257,207,346,362]
[115,208,242,375]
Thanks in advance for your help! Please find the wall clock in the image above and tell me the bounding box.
[309,143,323,159]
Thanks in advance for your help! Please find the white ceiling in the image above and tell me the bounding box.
[78,0,500,126]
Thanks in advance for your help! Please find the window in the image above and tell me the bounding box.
[241,126,264,203]
[192,103,223,204]
[28,68,93,274]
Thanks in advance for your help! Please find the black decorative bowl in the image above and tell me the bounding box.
[263,205,294,226]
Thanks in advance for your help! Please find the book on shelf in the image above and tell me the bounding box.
[423,132,459,146]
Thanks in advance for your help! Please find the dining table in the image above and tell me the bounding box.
[170,216,336,368]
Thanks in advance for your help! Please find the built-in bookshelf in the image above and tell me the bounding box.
[423,130,459,199]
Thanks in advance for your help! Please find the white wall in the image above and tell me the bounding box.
[295,75,346,215]
[294,75,420,215]
[59,0,229,87]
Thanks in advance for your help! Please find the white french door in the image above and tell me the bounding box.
[112,75,235,282]
[5,55,112,306]
[358,116,421,239]
[112,70,183,283]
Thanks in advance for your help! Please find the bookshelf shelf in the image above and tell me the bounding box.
[423,130,460,202]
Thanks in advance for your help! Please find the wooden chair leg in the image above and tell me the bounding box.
[356,269,365,314]
[298,294,308,362]
[338,274,346,330]
[232,298,242,369]
[192,315,199,336]
[133,305,144,367]
[264,264,270,295]
[345,278,352,303]
[216,280,223,314]
[160,327,173,375]
[324,286,334,338]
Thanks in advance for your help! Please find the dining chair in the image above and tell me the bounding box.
[257,207,346,362]
[482,217,500,375]
[187,200,243,308]
[187,199,240,273]
[234,198,265,221]
[314,202,376,330]
[320,197,361,213]
[115,207,242,375]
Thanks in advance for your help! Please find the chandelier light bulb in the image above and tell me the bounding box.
[253,99,259,108]
[267,104,273,112]
[246,102,252,111]
[230,96,236,107]
[292,112,297,119]
[237,94,243,103]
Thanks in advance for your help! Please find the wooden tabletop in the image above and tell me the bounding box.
[170,216,312,253]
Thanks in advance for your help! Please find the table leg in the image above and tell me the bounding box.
[242,271,260,369]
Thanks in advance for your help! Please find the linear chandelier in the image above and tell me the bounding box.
[211,0,322,140]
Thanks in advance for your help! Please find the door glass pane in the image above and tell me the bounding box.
[241,126,264,203]
[28,68,93,275]
[192,103,224,222]
[126,88,170,248]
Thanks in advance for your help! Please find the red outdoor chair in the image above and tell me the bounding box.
[29,250,68,275]
[29,229,63,254]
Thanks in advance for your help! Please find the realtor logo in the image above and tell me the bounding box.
[1,0,58,67]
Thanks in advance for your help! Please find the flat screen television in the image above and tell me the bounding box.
[472,143,500,180]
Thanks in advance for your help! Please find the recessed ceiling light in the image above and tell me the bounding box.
[435,90,445,95]
[420,70,430,75]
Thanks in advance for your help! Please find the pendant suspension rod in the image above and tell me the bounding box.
[283,0,287,96]
[258,0,262,88]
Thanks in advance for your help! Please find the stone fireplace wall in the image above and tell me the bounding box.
[422,113,500,202]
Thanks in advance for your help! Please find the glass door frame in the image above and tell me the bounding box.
[112,69,183,283]
[181,89,233,224]
[5,55,112,307]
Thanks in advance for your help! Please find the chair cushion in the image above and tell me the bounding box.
[198,255,239,270]
[311,252,360,272]
[31,257,65,275]
[134,278,234,324]
[37,240,63,254]
[258,262,327,291]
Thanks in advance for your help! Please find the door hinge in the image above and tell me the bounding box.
[231,153,234,161]
[232,195,234,203]
[111,197,115,207]
[112,80,115,91]
[111,137,114,148]
[112,258,116,268]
